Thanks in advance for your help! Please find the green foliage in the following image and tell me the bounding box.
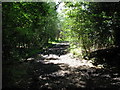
[61,2,120,57]
[2,2,59,62]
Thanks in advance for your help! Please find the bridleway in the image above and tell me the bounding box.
[23,42,120,90]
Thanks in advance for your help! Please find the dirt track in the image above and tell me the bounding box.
[16,42,120,90]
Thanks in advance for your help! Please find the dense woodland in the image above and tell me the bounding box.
[3,2,59,62]
[2,2,120,90]
[61,2,120,66]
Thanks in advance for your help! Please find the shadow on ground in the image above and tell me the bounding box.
[41,42,70,57]
[4,60,120,90]
[2,43,120,90]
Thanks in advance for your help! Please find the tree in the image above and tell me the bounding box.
[60,2,120,58]
[2,2,59,62]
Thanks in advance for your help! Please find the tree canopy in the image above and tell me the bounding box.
[60,2,120,56]
[2,2,120,90]
[3,2,59,62]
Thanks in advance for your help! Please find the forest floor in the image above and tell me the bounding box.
[4,42,120,90]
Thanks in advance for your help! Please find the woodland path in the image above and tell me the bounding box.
[18,42,120,90]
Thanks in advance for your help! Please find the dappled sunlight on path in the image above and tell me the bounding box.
[42,53,95,68]
[32,52,120,89]
[15,42,120,90]
[27,43,120,89]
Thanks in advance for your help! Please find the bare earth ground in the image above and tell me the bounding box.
[10,43,120,90]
